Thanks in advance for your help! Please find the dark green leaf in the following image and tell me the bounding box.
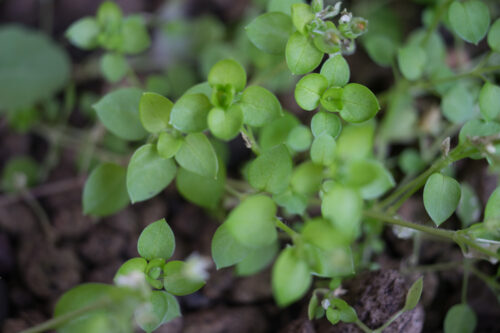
[138,219,175,261]
[326,308,340,325]
[286,31,323,75]
[175,133,219,179]
[449,0,490,44]
[126,144,177,203]
[93,87,148,141]
[423,173,461,226]
[176,162,225,209]
[139,92,173,134]
[239,86,282,127]
[246,12,294,54]
[444,304,477,333]
[340,84,380,123]
[249,144,292,194]
[83,163,129,217]
[170,93,211,133]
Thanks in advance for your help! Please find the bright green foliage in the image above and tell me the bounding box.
[423,173,461,226]
[320,55,350,87]
[287,125,313,152]
[208,59,247,92]
[311,112,342,138]
[259,112,300,150]
[100,53,129,83]
[291,161,323,195]
[322,185,363,241]
[321,87,343,112]
[212,223,249,269]
[93,88,148,141]
[175,133,219,178]
[444,304,477,333]
[273,191,308,215]
[97,1,122,27]
[302,218,349,250]
[121,16,151,54]
[83,163,129,217]
[459,119,500,160]
[442,84,475,124]
[291,4,315,34]
[137,291,180,333]
[403,277,423,311]
[398,44,426,81]
[342,159,395,199]
[294,74,329,111]
[484,186,500,221]
[207,105,243,140]
[163,261,205,296]
[488,19,500,52]
[176,162,225,209]
[139,92,173,133]
[65,17,100,49]
[137,219,175,261]
[479,82,500,121]
[126,144,177,203]
[239,85,282,127]
[170,93,211,133]
[245,12,294,54]
[326,308,340,325]
[272,247,311,307]
[286,32,324,75]
[268,0,305,15]
[448,0,490,44]
[340,83,380,123]
[235,240,279,276]
[113,258,147,284]
[225,195,278,248]
[249,145,292,194]
[157,132,183,159]
[310,134,336,166]
[1,156,40,192]
[457,183,481,228]
[54,283,141,333]
[0,26,70,111]
[363,34,398,67]
[336,122,374,161]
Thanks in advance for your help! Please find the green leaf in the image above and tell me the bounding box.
[479,82,500,121]
[0,25,70,111]
[83,163,129,217]
[225,195,278,248]
[326,308,341,325]
[259,112,300,150]
[138,219,175,261]
[448,0,490,44]
[272,247,312,307]
[340,83,380,123]
[321,185,363,241]
[363,34,398,67]
[442,84,475,124]
[310,134,336,166]
[97,1,122,27]
[239,86,282,127]
[113,258,147,284]
[287,125,312,152]
[303,244,354,278]
[342,159,395,199]
[249,144,292,194]
[291,4,315,34]
[457,183,481,228]
[302,218,350,250]
[308,293,322,320]
[174,133,219,179]
[176,162,225,209]
[121,16,151,54]
[336,122,375,161]
[207,105,244,141]
[444,304,477,333]
[403,277,423,311]
[137,291,178,332]
[286,31,324,75]
[163,261,205,296]
[311,111,342,138]
[93,87,148,141]
[320,87,344,112]
[320,55,350,87]
[65,17,100,49]
[398,149,426,175]
[423,173,461,226]
[208,59,247,92]
[157,132,183,159]
[397,44,426,81]
[273,191,308,215]
[246,12,294,54]
[126,144,177,203]
[268,0,305,15]
[294,73,329,111]
[235,240,279,276]
[170,93,211,133]
[484,186,500,221]
[291,161,323,195]
[488,19,500,53]
[212,223,250,269]
[139,92,173,133]
[100,53,128,83]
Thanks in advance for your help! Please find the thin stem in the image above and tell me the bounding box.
[421,0,453,46]
[455,234,500,261]
[417,65,500,89]
[355,319,373,333]
[373,310,404,333]
[275,218,299,240]
[401,261,462,274]
[21,189,55,244]
[224,183,245,199]
[20,298,110,333]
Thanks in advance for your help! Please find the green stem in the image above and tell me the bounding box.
[417,65,500,89]
[20,298,110,333]
[241,126,261,155]
[275,218,299,240]
[355,319,373,333]
[421,0,453,46]
[401,261,462,274]
[373,310,404,333]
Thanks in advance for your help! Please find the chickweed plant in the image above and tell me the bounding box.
[6,0,500,332]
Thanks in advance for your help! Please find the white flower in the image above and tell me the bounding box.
[183,252,212,281]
